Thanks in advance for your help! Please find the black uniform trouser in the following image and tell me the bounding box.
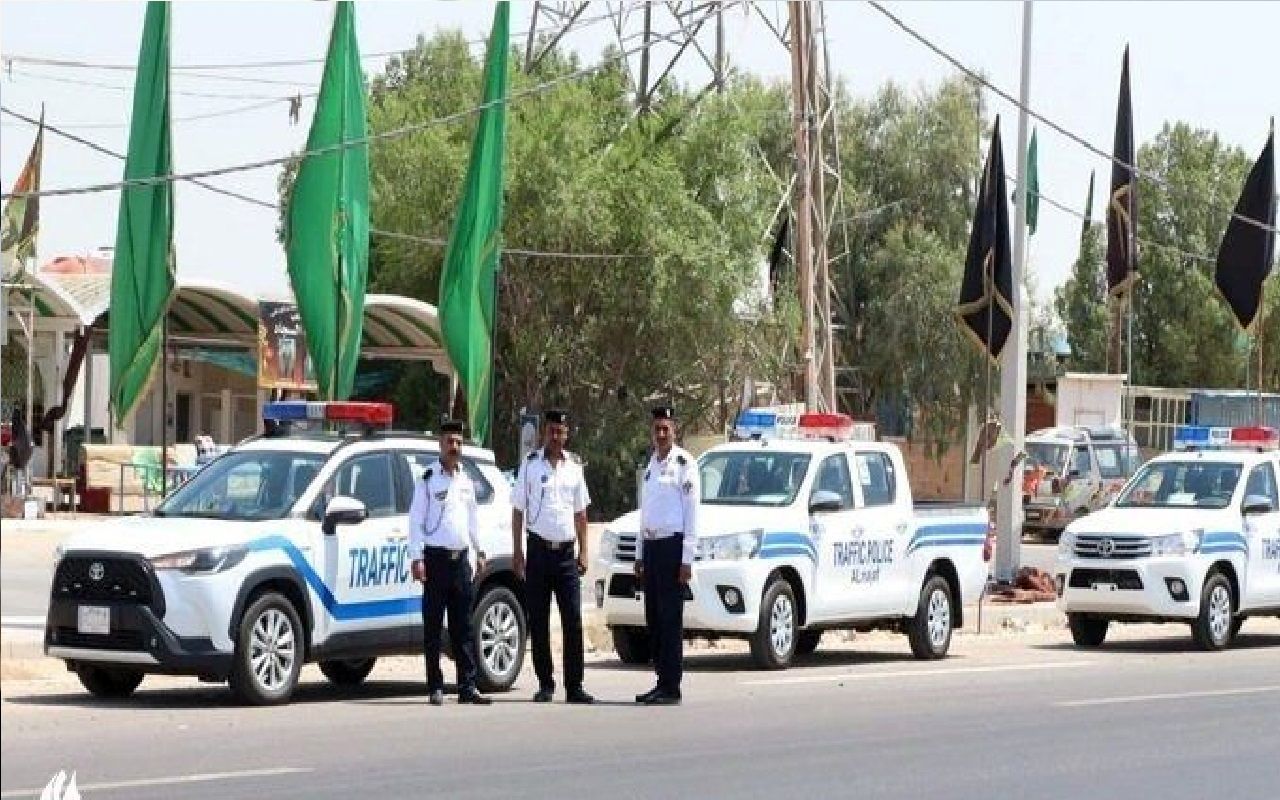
[422,546,477,693]
[642,535,684,693]
[525,533,584,692]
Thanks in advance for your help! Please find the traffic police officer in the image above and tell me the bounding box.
[409,419,492,706]
[634,405,700,705]
[511,409,595,704]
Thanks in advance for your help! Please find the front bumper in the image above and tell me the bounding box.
[1055,556,1202,620]
[45,599,233,678]
[593,560,767,634]
[1023,503,1069,531]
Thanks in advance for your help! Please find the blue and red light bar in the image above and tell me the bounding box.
[1173,425,1277,452]
[263,401,393,427]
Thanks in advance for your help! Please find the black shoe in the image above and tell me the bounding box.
[642,691,681,706]
[532,687,555,703]
[566,688,595,705]
[428,690,444,706]
[458,691,492,705]
[635,686,663,704]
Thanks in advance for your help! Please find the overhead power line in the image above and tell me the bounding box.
[866,0,1277,237]
[2,0,742,203]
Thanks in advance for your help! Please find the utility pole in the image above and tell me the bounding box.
[788,1,818,410]
[995,0,1034,583]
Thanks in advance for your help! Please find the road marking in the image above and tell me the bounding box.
[0,767,312,798]
[740,660,1095,687]
[1055,685,1280,708]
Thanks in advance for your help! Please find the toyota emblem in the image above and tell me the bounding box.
[88,562,105,581]
[1096,538,1115,558]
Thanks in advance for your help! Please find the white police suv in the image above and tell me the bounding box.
[1055,425,1280,650]
[44,402,527,704]
[595,412,993,669]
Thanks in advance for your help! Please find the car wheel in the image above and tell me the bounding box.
[229,591,304,706]
[1191,573,1235,651]
[75,665,144,698]
[473,585,525,693]
[908,575,954,659]
[1067,613,1109,647]
[610,626,652,665]
[319,658,377,687]
[750,577,797,670]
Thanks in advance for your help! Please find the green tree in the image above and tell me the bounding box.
[1054,223,1108,372]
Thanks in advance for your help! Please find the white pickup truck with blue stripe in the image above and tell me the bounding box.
[595,434,993,669]
[45,403,527,705]
[1055,428,1280,651]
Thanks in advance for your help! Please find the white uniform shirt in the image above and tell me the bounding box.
[512,448,590,543]
[408,460,481,556]
[638,445,701,565]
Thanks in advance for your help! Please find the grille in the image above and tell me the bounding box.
[52,628,147,651]
[53,557,155,605]
[1068,568,1144,591]
[1073,535,1151,560]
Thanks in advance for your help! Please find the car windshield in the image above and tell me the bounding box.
[1026,442,1069,474]
[1096,443,1143,479]
[157,450,326,521]
[1115,460,1242,509]
[700,451,811,507]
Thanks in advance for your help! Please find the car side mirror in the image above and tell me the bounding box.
[809,490,844,514]
[1242,495,1276,515]
[323,495,368,535]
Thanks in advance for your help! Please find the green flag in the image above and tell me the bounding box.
[1,108,44,281]
[285,0,369,400]
[439,2,510,446]
[1081,168,1095,245]
[108,1,176,428]
[1025,127,1039,235]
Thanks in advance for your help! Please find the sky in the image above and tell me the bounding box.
[2,1,1277,306]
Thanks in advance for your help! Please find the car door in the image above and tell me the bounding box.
[1241,460,1280,610]
[323,450,414,635]
[809,453,862,620]
[849,450,911,615]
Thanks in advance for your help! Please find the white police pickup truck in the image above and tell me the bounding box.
[594,412,992,669]
[1055,425,1280,650]
[44,402,527,704]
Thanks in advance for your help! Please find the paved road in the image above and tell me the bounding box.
[3,622,1278,800]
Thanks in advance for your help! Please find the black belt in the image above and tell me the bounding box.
[527,532,574,552]
[424,545,467,561]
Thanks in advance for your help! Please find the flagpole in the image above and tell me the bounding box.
[161,312,168,499]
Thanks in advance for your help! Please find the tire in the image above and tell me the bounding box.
[472,585,526,693]
[795,630,823,657]
[750,578,797,670]
[1191,572,1235,651]
[319,658,377,687]
[229,591,304,706]
[610,626,652,665]
[908,575,954,660]
[1068,613,1109,647]
[75,665,144,698]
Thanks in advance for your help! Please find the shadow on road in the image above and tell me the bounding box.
[589,645,931,674]
[3,678,442,711]
[1032,631,1280,655]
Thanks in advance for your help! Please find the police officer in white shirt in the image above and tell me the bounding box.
[634,405,700,705]
[511,409,594,704]
[409,419,491,706]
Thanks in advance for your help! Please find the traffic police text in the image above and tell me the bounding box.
[348,544,413,588]
[833,539,895,584]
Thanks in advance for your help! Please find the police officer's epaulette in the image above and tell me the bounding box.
[422,468,434,481]
[526,451,538,461]
[676,454,688,466]
[567,451,582,465]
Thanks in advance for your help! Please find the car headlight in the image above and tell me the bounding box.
[598,530,619,562]
[699,530,764,561]
[1057,531,1076,558]
[150,544,247,574]
[1150,530,1202,557]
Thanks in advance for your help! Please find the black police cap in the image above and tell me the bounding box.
[439,419,466,435]
[544,408,569,425]
[651,405,676,421]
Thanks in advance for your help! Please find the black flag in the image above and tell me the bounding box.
[1215,127,1276,332]
[957,116,1014,363]
[1106,46,1138,296]
[767,213,790,294]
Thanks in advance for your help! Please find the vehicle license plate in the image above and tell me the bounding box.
[77,605,110,635]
